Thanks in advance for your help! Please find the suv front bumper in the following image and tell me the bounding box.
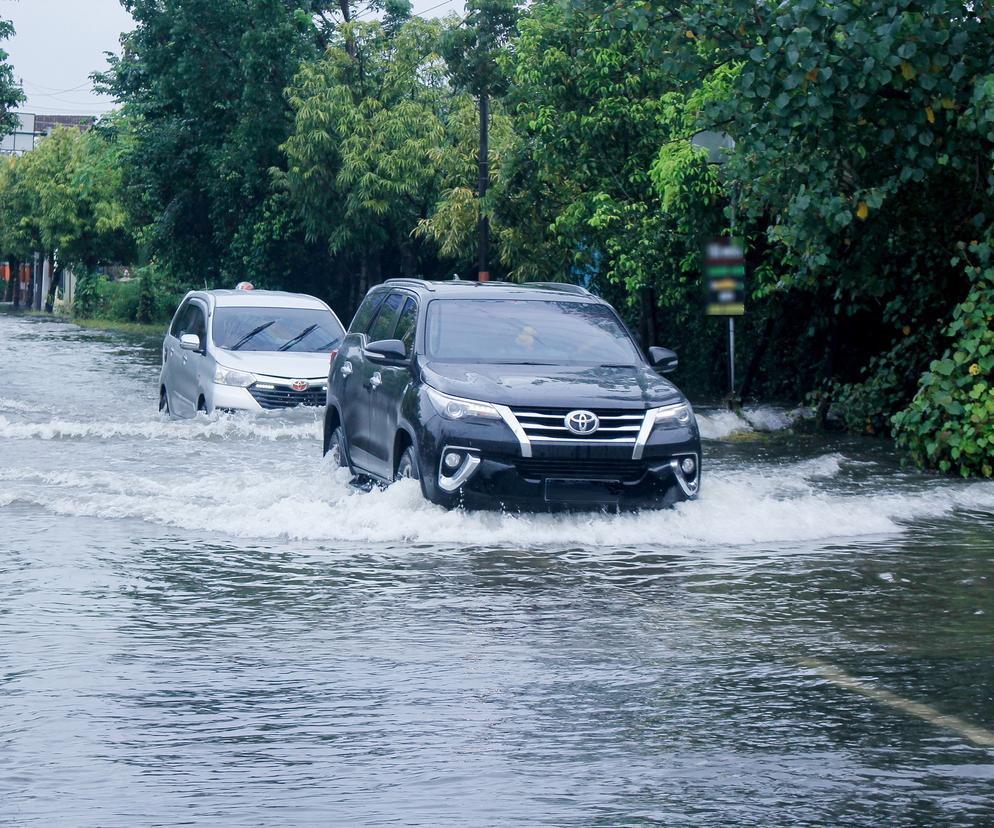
[416,411,701,511]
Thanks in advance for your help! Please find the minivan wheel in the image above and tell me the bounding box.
[327,425,347,468]
[396,446,420,481]
[159,387,170,414]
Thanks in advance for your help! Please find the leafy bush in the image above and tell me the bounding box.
[893,257,994,478]
[73,271,107,318]
[104,279,142,322]
[833,330,936,435]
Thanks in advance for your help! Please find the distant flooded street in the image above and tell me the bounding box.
[2,312,994,826]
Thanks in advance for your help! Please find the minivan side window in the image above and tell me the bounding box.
[187,303,207,342]
[349,292,386,334]
[366,292,405,342]
[393,297,418,352]
[169,300,190,337]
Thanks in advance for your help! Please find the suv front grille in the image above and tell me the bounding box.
[516,458,647,482]
[248,383,326,409]
[510,406,644,444]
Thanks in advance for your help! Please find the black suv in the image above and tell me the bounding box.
[323,279,701,510]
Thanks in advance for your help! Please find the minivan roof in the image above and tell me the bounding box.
[206,289,330,310]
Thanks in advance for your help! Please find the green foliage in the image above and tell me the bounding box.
[72,272,107,319]
[100,0,330,289]
[0,18,24,137]
[894,242,994,478]
[284,14,460,296]
[832,329,938,435]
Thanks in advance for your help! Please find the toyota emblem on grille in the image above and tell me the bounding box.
[291,379,309,392]
[565,409,599,435]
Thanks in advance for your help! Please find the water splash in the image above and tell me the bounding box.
[5,454,993,549]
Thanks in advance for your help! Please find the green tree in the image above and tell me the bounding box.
[283,14,452,305]
[0,18,24,137]
[99,0,332,292]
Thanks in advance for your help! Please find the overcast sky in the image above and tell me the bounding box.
[3,0,464,117]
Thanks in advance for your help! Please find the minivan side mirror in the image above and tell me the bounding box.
[364,338,407,362]
[649,346,678,373]
[180,333,201,352]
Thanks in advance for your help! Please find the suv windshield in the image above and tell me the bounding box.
[426,299,641,365]
[213,306,344,353]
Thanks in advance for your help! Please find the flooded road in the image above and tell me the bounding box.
[2,312,994,826]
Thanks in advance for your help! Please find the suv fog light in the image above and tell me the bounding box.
[444,451,462,469]
[681,458,696,475]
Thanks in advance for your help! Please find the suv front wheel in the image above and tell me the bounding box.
[326,425,348,468]
[396,446,420,481]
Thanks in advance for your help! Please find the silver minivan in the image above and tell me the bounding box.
[159,288,346,417]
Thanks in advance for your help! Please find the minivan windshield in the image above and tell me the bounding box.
[213,306,344,353]
[426,299,642,365]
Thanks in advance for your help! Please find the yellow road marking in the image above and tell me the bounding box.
[801,657,994,748]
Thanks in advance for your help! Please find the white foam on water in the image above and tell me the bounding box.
[696,405,805,440]
[0,411,320,442]
[5,454,994,550]
[0,397,48,415]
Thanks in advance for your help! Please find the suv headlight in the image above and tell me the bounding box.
[651,402,694,429]
[425,386,501,421]
[214,365,255,387]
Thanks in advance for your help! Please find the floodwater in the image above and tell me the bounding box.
[1,312,993,827]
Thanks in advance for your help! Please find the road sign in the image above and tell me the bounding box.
[705,239,745,316]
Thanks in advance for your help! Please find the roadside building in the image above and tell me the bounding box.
[1,112,96,156]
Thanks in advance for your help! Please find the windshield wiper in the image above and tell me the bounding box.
[230,320,276,351]
[278,324,319,352]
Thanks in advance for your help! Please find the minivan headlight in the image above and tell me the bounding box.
[425,386,501,421]
[214,365,255,387]
[651,402,694,429]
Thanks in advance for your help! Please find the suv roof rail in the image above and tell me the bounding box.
[522,282,592,296]
[382,278,437,292]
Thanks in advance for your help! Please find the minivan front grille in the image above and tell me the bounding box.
[509,406,645,444]
[516,458,647,482]
[248,383,326,409]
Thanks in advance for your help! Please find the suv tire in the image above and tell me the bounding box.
[327,425,348,468]
[396,445,420,481]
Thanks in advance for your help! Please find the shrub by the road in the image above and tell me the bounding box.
[894,250,994,478]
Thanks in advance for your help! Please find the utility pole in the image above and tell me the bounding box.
[477,89,490,282]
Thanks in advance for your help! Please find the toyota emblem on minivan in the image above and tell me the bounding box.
[291,379,309,392]
[565,410,599,435]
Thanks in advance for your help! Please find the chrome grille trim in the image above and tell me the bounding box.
[508,406,647,448]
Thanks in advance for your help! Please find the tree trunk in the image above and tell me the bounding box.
[27,257,37,310]
[45,258,62,313]
[9,258,20,309]
[738,313,776,401]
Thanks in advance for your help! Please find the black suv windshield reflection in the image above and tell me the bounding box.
[213,307,344,353]
[426,299,641,365]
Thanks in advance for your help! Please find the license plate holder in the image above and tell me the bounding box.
[544,478,621,504]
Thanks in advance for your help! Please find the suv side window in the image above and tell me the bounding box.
[393,297,418,353]
[169,300,190,337]
[366,292,405,342]
[349,292,386,334]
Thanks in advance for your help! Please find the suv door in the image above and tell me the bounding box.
[366,295,418,479]
[345,292,406,475]
[335,291,386,471]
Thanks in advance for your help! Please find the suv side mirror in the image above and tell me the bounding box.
[365,338,407,362]
[649,346,678,373]
[180,333,201,352]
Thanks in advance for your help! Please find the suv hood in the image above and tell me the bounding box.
[420,361,684,409]
[213,349,330,381]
